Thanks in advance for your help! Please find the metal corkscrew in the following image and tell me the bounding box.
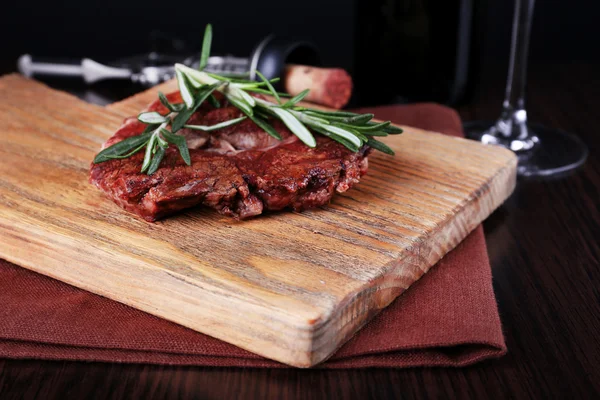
[18,36,320,87]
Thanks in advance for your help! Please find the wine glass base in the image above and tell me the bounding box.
[464,121,588,179]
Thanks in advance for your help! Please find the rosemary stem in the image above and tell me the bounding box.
[93,24,400,176]
[175,64,254,107]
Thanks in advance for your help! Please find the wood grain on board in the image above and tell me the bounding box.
[0,74,516,367]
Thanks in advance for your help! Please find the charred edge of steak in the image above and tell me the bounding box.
[90,92,371,221]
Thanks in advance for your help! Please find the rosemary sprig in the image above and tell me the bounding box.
[93,24,402,174]
[184,116,247,131]
[256,71,280,104]
[198,24,212,71]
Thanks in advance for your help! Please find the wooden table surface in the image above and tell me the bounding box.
[1,62,599,399]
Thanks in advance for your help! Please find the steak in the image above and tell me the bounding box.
[90,92,370,221]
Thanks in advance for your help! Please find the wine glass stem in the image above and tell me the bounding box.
[503,0,535,115]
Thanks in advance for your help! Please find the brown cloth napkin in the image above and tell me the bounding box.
[0,103,506,368]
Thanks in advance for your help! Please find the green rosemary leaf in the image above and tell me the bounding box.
[304,112,374,126]
[184,116,247,131]
[158,91,171,109]
[176,69,195,108]
[204,72,237,83]
[256,71,280,104]
[219,71,251,79]
[334,125,368,143]
[303,109,359,118]
[93,132,152,163]
[363,130,388,137]
[304,112,342,121]
[238,101,279,138]
[160,128,191,165]
[142,123,160,134]
[311,125,359,152]
[156,134,169,148]
[249,114,282,140]
[198,24,212,71]
[332,121,389,133]
[230,87,256,107]
[156,92,173,113]
[178,66,254,107]
[157,92,185,112]
[346,114,374,124]
[248,76,280,86]
[224,93,254,117]
[244,87,291,97]
[271,107,315,147]
[147,146,166,175]
[179,65,219,86]
[248,76,280,85]
[298,112,330,125]
[321,124,362,147]
[209,74,280,87]
[349,120,391,132]
[332,136,360,152]
[281,89,310,108]
[367,137,395,155]
[138,111,167,124]
[103,141,149,160]
[204,73,234,83]
[141,134,158,172]
[208,94,221,108]
[172,103,185,112]
[384,125,403,134]
[304,111,360,122]
[172,81,222,132]
[187,77,203,89]
[255,108,274,120]
[288,109,332,132]
[367,122,403,134]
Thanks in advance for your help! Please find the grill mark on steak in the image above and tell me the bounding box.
[90,91,371,221]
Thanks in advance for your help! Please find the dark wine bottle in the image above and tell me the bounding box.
[353,0,477,106]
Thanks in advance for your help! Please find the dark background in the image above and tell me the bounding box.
[1,2,600,398]
[1,0,599,105]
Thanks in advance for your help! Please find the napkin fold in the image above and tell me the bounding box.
[0,103,506,368]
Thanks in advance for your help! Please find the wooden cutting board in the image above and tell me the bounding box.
[0,74,516,367]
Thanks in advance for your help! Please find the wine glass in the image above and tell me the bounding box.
[464,0,588,178]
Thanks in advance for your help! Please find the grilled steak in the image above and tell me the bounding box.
[90,92,370,221]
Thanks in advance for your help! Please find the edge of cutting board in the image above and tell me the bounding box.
[107,80,517,366]
[0,75,517,367]
[299,145,516,366]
